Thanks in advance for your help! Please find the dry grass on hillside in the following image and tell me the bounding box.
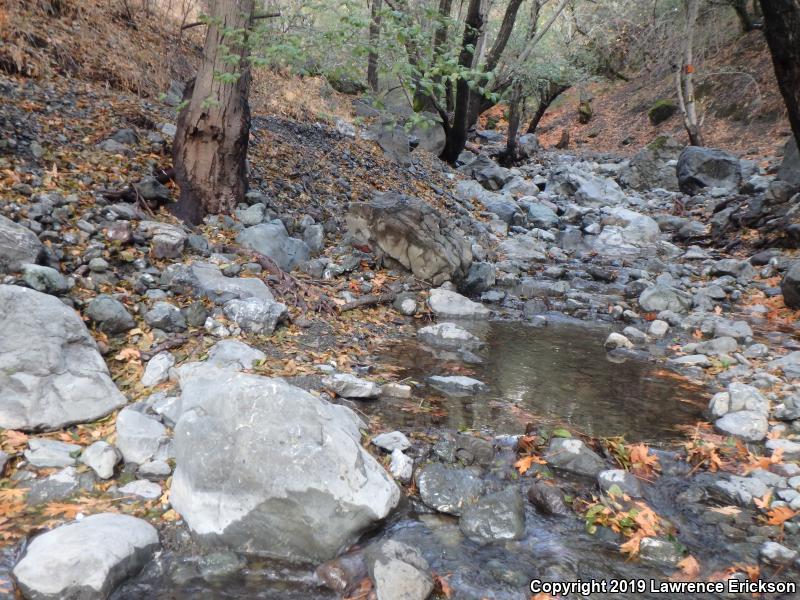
[535,30,791,160]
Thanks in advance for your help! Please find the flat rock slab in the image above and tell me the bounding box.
[323,373,381,399]
[428,288,490,319]
[13,513,159,600]
[0,285,126,431]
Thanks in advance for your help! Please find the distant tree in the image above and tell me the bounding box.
[759,0,800,149]
[172,0,255,224]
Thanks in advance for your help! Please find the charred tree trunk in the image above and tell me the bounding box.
[526,81,569,133]
[440,0,485,163]
[728,0,759,31]
[759,0,800,149]
[500,81,522,164]
[367,0,382,92]
[172,0,255,224]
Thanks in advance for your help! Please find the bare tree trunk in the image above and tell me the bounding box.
[675,0,704,146]
[759,0,800,150]
[501,81,522,163]
[172,0,255,224]
[367,0,382,92]
[527,81,569,133]
[441,0,485,162]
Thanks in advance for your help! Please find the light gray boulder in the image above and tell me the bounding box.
[237,222,310,272]
[80,441,120,480]
[170,368,399,562]
[677,146,742,195]
[0,215,44,273]
[323,373,382,399]
[115,407,168,465]
[544,438,606,478]
[0,285,126,431]
[427,288,489,319]
[715,410,768,442]
[161,261,274,305]
[547,166,626,206]
[21,265,71,295]
[24,439,80,468]
[12,513,159,600]
[417,322,483,350]
[222,297,288,334]
[366,540,433,600]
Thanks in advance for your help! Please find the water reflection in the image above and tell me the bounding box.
[370,319,706,442]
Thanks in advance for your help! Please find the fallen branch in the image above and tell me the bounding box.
[339,292,396,312]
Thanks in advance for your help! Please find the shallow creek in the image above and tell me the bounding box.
[101,318,740,600]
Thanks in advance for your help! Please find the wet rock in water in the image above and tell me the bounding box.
[141,352,175,387]
[417,322,483,350]
[25,438,80,468]
[86,294,136,333]
[428,375,487,395]
[323,373,382,399]
[237,222,311,272]
[372,431,411,452]
[170,368,399,562]
[547,166,626,206]
[714,410,768,442]
[781,261,800,309]
[598,469,643,498]
[0,285,126,431]
[711,474,769,506]
[527,481,570,516]
[206,339,266,370]
[366,540,434,600]
[638,538,681,566]
[638,285,692,313]
[760,541,798,566]
[604,332,632,351]
[415,463,483,515]
[317,551,369,595]
[544,438,606,478]
[12,513,159,600]
[347,192,473,286]
[119,479,162,499]
[222,297,288,334]
[455,434,494,465]
[427,288,490,319]
[144,301,187,332]
[390,449,413,483]
[80,441,120,479]
[21,264,71,295]
[0,214,44,272]
[459,487,526,543]
[115,407,168,465]
[676,146,742,195]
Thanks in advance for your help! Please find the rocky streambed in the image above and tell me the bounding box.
[2,73,800,599]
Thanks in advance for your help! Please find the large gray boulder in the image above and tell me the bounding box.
[237,222,311,272]
[366,540,433,600]
[781,261,800,309]
[778,138,800,187]
[161,261,273,305]
[0,215,44,273]
[347,192,472,285]
[0,285,126,431]
[409,113,446,156]
[619,136,683,191]
[86,295,136,334]
[547,166,626,206]
[12,513,159,600]
[170,367,400,562]
[676,147,742,195]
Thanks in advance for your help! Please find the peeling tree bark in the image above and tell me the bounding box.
[172,0,255,224]
[759,0,800,150]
